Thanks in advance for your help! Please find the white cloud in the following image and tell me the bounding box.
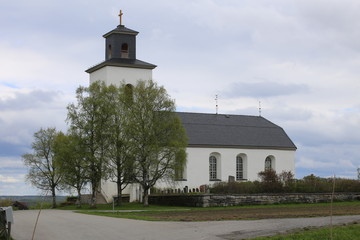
[1,0,360,194]
[0,175,22,183]
[222,81,309,98]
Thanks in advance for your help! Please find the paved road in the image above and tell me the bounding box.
[12,210,360,240]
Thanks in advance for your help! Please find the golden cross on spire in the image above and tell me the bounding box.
[119,10,123,25]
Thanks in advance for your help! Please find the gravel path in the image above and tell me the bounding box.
[11,210,360,240]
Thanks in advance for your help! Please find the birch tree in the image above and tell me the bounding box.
[107,84,133,206]
[125,80,188,206]
[54,131,88,207]
[66,81,113,208]
[22,127,63,208]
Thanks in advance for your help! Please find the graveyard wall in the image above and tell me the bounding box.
[149,193,360,207]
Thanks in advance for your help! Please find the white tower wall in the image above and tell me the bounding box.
[90,66,153,87]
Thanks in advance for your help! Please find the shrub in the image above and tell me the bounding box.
[210,181,260,194]
[209,172,360,194]
[258,169,283,193]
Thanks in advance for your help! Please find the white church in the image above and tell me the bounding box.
[85,14,297,203]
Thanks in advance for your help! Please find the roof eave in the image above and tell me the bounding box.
[86,61,157,73]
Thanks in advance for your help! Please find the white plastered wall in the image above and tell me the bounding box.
[155,147,296,190]
[100,147,295,201]
[90,66,153,86]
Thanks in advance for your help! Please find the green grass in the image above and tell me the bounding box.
[67,201,360,222]
[59,200,360,211]
[58,202,192,211]
[74,210,173,221]
[251,223,360,240]
[29,201,53,210]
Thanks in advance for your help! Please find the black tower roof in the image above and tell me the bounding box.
[86,21,156,73]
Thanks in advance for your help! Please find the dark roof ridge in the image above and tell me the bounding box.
[176,111,258,118]
[180,122,280,129]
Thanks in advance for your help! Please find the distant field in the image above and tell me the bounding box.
[0,195,67,207]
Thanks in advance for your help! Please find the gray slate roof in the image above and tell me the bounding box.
[177,112,297,150]
[103,25,139,37]
[86,58,157,73]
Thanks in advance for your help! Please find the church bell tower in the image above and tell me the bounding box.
[86,10,156,87]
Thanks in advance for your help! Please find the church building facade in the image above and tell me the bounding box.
[86,16,297,203]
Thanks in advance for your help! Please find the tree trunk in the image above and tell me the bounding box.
[117,181,122,206]
[76,188,82,208]
[143,187,149,207]
[90,184,97,209]
[51,187,57,208]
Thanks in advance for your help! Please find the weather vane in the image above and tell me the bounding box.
[119,10,124,25]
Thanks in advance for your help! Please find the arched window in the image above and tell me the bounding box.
[209,155,217,180]
[125,84,133,104]
[265,157,272,171]
[108,44,112,59]
[236,155,243,180]
[121,43,129,58]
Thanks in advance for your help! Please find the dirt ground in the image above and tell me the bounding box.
[136,204,360,221]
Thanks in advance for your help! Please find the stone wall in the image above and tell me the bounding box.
[149,193,360,207]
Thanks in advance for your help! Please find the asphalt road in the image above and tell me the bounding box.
[11,210,360,240]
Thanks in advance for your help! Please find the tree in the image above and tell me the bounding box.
[258,169,282,193]
[278,170,295,192]
[125,80,188,206]
[53,131,88,208]
[22,128,63,208]
[66,81,114,208]
[107,84,133,206]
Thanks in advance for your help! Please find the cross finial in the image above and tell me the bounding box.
[215,94,218,115]
[119,10,124,25]
[259,101,262,117]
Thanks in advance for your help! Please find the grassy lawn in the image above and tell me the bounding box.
[59,200,360,211]
[58,202,192,211]
[252,222,360,240]
[64,201,360,222]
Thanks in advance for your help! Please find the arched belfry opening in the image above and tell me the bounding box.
[121,43,129,58]
[107,45,112,59]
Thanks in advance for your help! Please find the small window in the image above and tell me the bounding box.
[265,157,272,171]
[209,156,217,180]
[236,156,243,180]
[121,43,129,58]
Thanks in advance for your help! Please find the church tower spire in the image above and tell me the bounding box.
[86,11,156,87]
[103,10,138,61]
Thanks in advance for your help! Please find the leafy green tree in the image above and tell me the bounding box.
[106,84,133,206]
[66,82,114,208]
[258,169,283,193]
[125,80,188,206]
[22,127,63,208]
[53,131,88,208]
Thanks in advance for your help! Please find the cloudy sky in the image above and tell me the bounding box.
[1,0,360,195]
